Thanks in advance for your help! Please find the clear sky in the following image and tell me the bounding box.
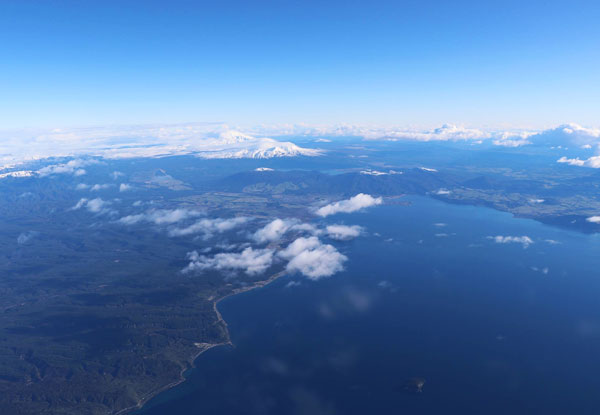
[1,0,599,130]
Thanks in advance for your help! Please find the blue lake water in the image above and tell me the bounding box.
[139,196,600,414]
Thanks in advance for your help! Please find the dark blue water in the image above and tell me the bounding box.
[140,196,600,414]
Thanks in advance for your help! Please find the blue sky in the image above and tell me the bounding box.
[1,0,599,129]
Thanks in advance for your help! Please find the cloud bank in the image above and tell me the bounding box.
[0,124,321,169]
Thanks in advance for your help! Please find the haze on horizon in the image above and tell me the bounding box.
[1,0,599,131]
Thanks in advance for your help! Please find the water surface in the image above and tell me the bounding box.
[140,196,600,414]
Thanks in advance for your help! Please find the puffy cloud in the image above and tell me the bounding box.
[531,123,600,147]
[118,208,203,225]
[71,198,115,215]
[183,247,274,276]
[315,193,382,217]
[325,225,363,240]
[253,218,297,243]
[557,156,600,168]
[169,216,250,237]
[586,216,600,224]
[119,183,133,192]
[279,237,347,280]
[487,235,533,248]
[37,159,98,177]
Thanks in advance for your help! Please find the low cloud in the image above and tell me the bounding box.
[76,183,114,191]
[558,156,600,168]
[118,208,203,225]
[71,197,115,215]
[17,231,39,245]
[279,236,347,280]
[487,235,533,248]
[119,183,133,192]
[586,216,600,224]
[315,193,382,217]
[325,225,363,240]
[434,189,451,195]
[183,247,274,276]
[111,171,125,179]
[169,217,250,237]
[253,218,298,243]
[37,159,99,177]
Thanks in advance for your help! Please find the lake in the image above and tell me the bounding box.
[139,196,600,414]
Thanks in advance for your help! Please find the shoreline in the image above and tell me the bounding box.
[115,270,287,415]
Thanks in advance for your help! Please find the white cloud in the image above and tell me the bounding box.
[37,159,99,177]
[434,189,451,195]
[315,193,382,217]
[119,183,133,192]
[493,137,532,147]
[0,170,33,179]
[91,184,113,191]
[0,124,321,169]
[183,247,274,276]
[558,156,600,168]
[359,169,400,176]
[255,167,274,171]
[118,208,203,225]
[488,235,533,248]
[253,218,298,243]
[531,123,600,147]
[586,216,600,224]
[17,231,39,245]
[169,216,250,237]
[420,167,438,172]
[531,266,549,275]
[71,197,115,215]
[111,171,125,179]
[325,225,363,240]
[279,237,347,280]
[256,123,490,142]
[76,183,113,191]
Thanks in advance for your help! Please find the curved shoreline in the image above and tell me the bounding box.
[115,270,287,415]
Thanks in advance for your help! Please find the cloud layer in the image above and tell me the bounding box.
[0,124,321,169]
